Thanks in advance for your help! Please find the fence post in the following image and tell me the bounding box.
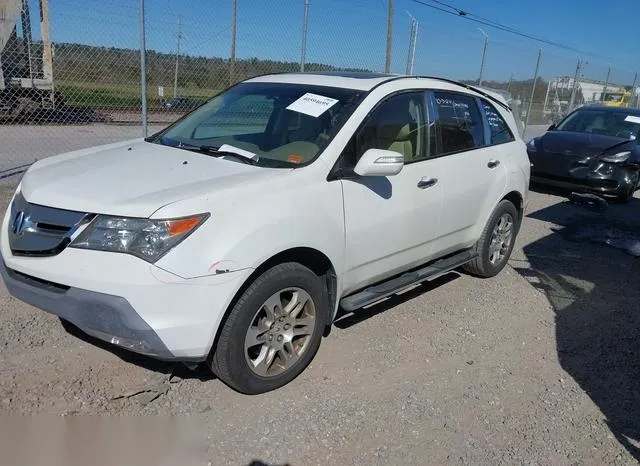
[300,0,310,72]
[139,0,147,137]
[601,66,611,102]
[173,16,182,98]
[385,0,394,73]
[230,0,237,85]
[523,49,542,138]
[568,59,582,112]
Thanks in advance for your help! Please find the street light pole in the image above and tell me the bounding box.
[478,28,488,86]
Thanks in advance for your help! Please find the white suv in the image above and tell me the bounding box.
[1,72,529,394]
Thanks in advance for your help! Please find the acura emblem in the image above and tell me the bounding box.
[12,211,31,235]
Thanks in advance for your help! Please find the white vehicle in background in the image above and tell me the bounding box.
[1,72,530,394]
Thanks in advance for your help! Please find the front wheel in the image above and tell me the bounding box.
[463,200,519,278]
[616,170,639,203]
[210,262,328,394]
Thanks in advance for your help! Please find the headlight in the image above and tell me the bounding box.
[70,213,209,263]
[600,151,631,163]
[527,139,537,151]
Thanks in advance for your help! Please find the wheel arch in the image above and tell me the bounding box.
[209,246,338,359]
[502,190,524,232]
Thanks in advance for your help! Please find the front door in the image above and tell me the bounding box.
[339,91,443,295]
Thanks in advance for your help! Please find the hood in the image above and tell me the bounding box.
[20,140,287,217]
[538,130,633,157]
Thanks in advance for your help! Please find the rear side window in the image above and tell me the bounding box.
[433,91,485,155]
[481,99,514,145]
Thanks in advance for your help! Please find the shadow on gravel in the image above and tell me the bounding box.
[513,194,640,460]
[59,318,215,381]
[333,273,459,329]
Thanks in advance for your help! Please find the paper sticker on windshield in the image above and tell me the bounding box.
[286,93,339,117]
[624,115,640,124]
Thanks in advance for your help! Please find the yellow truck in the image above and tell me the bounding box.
[602,90,632,107]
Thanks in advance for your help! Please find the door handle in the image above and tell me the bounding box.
[487,159,500,169]
[417,177,438,189]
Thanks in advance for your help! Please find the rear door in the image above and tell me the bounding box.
[339,90,443,294]
[428,91,510,253]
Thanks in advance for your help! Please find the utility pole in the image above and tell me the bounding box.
[478,28,488,86]
[568,59,582,111]
[139,0,148,137]
[385,0,394,73]
[524,49,542,136]
[173,15,182,98]
[300,0,310,72]
[405,11,417,75]
[229,0,237,85]
[601,65,611,103]
[630,72,638,108]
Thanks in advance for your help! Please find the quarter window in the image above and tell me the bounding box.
[480,99,514,145]
[433,91,485,155]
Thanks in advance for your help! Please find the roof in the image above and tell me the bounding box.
[244,71,511,110]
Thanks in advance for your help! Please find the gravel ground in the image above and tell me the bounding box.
[1,178,639,465]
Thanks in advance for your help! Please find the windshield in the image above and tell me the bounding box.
[151,82,366,167]
[556,108,640,140]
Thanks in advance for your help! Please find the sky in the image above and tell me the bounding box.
[20,0,640,84]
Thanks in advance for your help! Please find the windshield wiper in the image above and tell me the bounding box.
[175,143,259,165]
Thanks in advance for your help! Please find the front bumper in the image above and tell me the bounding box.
[1,208,253,360]
[1,258,174,359]
[529,164,636,196]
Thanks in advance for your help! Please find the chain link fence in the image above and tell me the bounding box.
[1,0,639,176]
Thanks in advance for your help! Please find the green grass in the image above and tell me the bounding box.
[56,82,219,108]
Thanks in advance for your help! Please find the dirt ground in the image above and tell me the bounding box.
[0,178,639,466]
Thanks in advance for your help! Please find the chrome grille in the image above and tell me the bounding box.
[8,192,93,257]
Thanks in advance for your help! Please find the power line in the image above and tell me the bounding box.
[409,0,610,60]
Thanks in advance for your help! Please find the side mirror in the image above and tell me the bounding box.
[548,123,556,131]
[353,148,404,177]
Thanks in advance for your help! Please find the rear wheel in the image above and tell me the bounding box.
[463,200,518,278]
[211,262,328,394]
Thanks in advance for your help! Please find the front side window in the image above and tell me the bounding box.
[153,82,366,167]
[433,91,485,155]
[480,98,515,145]
[354,91,431,164]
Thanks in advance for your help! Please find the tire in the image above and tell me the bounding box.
[616,170,639,204]
[463,200,519,278]
[210,262,328,394]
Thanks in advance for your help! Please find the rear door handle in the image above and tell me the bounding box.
[417,177,438,189]
[487,159,500,169]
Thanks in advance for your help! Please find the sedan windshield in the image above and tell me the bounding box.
[150,82,365,167]
[556,108,640,141]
